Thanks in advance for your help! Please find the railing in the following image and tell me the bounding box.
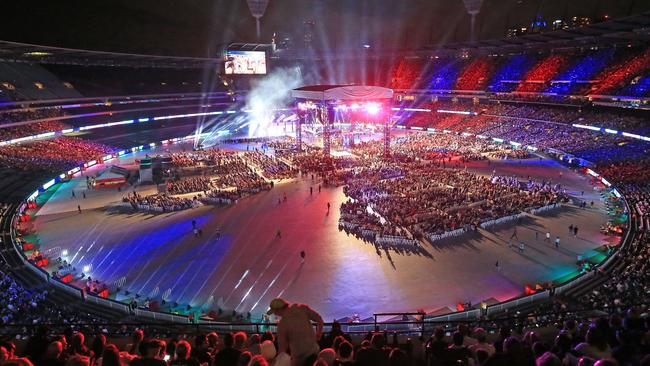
[0,305,636,337]
[486,291,550,316]
[85,293,131,314]
[6,133,635,329]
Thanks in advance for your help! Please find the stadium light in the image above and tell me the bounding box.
[365,103,381,115]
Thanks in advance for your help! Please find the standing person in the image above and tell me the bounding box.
[535,231,539,241]
[77,205,82,214]
[83,192,86,199]
[276,229,282,239]
[555,236,560,249]
[545,232,551,242]
[510,227,518,240]
[169,340,199,366]
[72,191,76,198]
[300,251,305,264]
[519,241,525,253]
[327,202,330,212]
[310,186,313,195]
[266,298,324,366]
[192,219,196,229]
[495,260,500,272]
[569,225,573,234]
[318,185,321,193]
[213,333,241,366]
[574,226,578,237]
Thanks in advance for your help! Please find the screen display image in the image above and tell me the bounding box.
[224,50,267,75]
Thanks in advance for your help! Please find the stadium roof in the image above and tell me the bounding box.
[424,11,650,53]
[0,40,222,68]
[1,11,650,67]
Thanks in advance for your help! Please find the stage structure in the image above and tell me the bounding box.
[290,85,394,158]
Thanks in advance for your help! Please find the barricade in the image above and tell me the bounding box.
[486,290,549,316]
[85,294,131,314]
[199,197,236,205]
[134,308,190,323]
[480,212,526,230]
[376,235,418,247]
[529,203,562,215]
[427,227,466,243]
[48,277,83,299]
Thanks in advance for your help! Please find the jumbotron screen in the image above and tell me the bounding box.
[224,50,267,75]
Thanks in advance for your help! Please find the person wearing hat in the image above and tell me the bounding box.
[267,298,324,366]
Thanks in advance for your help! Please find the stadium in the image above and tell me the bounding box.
[0,1,648,366]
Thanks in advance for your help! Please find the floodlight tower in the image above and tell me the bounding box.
[462,0,484,42]
[246,0,270,40]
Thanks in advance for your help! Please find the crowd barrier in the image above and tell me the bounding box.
[426,309,481,322]
[119,201,197,213]
[134,308,190,323]
[48,277,83,299]
[375,235,418,247]
[486,290,550,316]
[480,212,526,230]
[85,294,131,314]
[338,220,359,231]
[199,196,237,205]
[427,227,466,243]
[360,229,378,240]
[529,203,562,215]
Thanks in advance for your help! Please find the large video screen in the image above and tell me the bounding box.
[224,50,267,75]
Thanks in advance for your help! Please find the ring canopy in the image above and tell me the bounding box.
[291,85,393,102]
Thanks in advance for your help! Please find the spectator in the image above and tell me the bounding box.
[575,328,613,360]
[445,332,472,366]
[90,334,106,364]
[64,355,90,366]
[190,334,211,365]
[99,345,121,366]
[70,333,92,358]
[266,298,323,366]
[131,340,167,366]
[214,333,241,366]
[468,328,495,357]
[246,355,269,366]
[536,351,562,366]
[41,342,64,366]
[316,349,335,366]
[354,334,389,366]
[259,341,276,365]
[170,340,199,366]
[334,341,354,366]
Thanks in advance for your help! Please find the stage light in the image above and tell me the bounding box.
[83,265,90,273]
[363,44,371,49]
[365,103,380,115]
[62,250,68,257]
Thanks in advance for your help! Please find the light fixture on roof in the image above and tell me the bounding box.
[246,0,270,40]
[462,0,484,42]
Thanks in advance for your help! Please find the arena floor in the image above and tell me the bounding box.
[29,142,614,321]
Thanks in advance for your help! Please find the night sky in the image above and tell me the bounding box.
[2,0,648,57]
